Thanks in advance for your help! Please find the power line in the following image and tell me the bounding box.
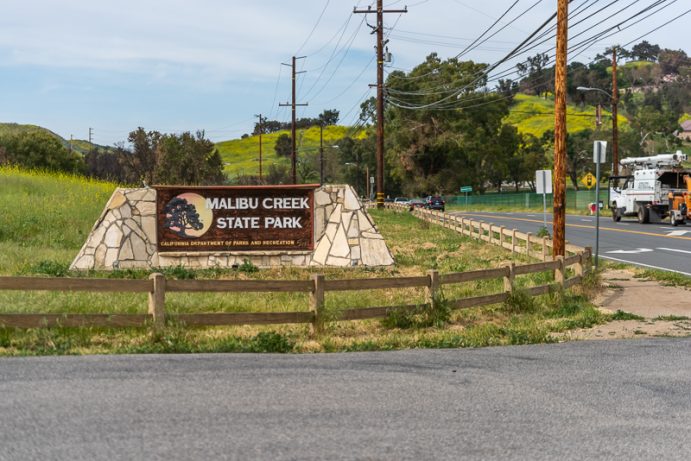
[294,0,331,56]
[621,6,691,47]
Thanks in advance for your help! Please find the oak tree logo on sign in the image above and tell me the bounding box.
[163,193,212,238]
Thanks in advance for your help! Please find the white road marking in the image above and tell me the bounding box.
[666,230,691,237]
[657,247,691,255]
[606,248,654,254]
[580,219,593,222]
[600,255,691,276]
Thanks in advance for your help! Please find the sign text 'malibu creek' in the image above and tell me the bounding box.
[155,185,317,252]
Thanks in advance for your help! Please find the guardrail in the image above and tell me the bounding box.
[385,203,587,261]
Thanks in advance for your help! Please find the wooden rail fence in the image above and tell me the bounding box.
[0,255,588,332]
[385,203,587,261]
[0,205,591,332]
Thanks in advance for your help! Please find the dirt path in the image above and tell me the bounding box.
[566,269,691,341]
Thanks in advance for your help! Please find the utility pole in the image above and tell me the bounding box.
[552,0,568,258]
[88,127,93,145]
[354,0,407,208]
[319,122,324,185]
[611,47,619,176]
[69,134,73,153]
[254,114,264,183]
[279,56,307,184]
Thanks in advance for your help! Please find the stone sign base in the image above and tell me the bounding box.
[70,184,394,270]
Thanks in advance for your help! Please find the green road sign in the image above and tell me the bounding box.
[460,186,472,193]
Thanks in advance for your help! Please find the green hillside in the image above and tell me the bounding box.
[0,122,107,154]
[216,125,366,178]
[504,94,628,137]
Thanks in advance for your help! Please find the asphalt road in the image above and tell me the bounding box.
[451,211,691,275]
[2,339,691,460]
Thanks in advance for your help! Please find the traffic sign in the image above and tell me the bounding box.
[593,140,607,163]
[459,186,472,193]
[580,172,596,189]
[535,170,552,194]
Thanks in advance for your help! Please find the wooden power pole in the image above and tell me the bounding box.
[354,0,407,208]
[279,56,307,184]
[611,47,619,176]
[255,114,264,183]
[552,0,568,258]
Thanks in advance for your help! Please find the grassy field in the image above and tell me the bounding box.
[217,125,367,178]
[0,167,609,355]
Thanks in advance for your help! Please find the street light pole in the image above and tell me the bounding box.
[577,86,619,175]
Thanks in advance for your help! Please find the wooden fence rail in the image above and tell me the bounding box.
[0,255,588,332]
[385,203,588,260]
[0,206,590,332]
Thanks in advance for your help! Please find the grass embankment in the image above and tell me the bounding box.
[216,125,366,178]
[0,167,607,355]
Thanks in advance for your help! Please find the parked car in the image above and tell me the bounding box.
[408,198,426,210]
[425,195,445,212]
[393,197,410,205]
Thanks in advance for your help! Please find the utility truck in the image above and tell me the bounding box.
[609,151,690,225]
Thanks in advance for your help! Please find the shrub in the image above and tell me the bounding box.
[503,289,538,314]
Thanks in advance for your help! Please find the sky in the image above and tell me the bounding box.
[0,0,689,146]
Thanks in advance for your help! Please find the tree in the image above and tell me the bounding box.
[122,127,159,184]
[0,131,84,173]
[154,130,225,185]
[163,197,203,237]
[358,97,377,126]
[385,53,510,196]
[630,41,660,62]
[516,53,552,98]
[496,79,518,103]
[318,109,340,126]
[658,49,689,74]
[274,134,292,157]
[565,130,594,190]
[507,133,547,191]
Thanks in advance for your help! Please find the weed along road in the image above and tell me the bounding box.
[2,339,691,460]
[451,211,691,275]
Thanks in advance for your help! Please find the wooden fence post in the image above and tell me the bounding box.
[583,246,593,273]
[525,232,532,257]
[488,224,494,244]
[542,237,548,261]
[503,263,515,294]
[500,226,505,248]
[426,270,440,309]
[511,229,517,254]
[148,273,166,330]
[478,221,484,240]
[575,252,584,277]
[555,256,565,287]
[310,274,325,335]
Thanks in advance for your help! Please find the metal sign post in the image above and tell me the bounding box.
[460,186,472,208]
[535,170,552,231]
[593,141,607,268]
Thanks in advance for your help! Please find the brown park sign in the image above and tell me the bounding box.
[155,185,317,252]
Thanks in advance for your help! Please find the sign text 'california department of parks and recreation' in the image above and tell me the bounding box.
[155,185,317,252]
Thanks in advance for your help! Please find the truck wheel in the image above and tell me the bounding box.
[612,205,621,222]
[637,205,649,224]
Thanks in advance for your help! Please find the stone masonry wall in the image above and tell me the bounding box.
[70,185,393,270]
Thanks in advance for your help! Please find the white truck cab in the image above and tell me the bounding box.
[609,151,689,224]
